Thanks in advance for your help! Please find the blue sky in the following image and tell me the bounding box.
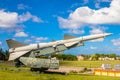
[0,0,120,55]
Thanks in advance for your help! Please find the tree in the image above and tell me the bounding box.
[80,54,91,60]
[56,54,66,60]
[65,54,77,61]
[109,53,116,58]
[0,48,5,60]
[0,48,10,61]
[99,54,105,58]
[90,53,100,60]
[53,54,77,61]
[4,50,9,60]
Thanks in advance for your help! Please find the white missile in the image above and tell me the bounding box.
[6,33,112,61]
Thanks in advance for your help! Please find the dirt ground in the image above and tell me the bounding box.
[47,66,94,74]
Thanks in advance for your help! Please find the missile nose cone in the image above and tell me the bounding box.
[104,33,113,36]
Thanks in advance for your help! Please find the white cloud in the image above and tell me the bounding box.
[83,0,89,4]
[32,16,43,23]
[68,29,84,34]
[71,3,81,8]
[90,28,104,35]
[24,39,32,43]
[90,26,107,34]
[97,0,111,2]
[17,4,29,10]
[111,38,120,46]
[67,10,73,13]
[14,31,28,37]
[24,36,48,43]
[18,12,31,22]
[31,36,48,43]
[89,27,105,42]
[0,10,43,29]
[90,38,104,42]
[95,2,101,8]
[90,46,97,50]
[58,0,120,33]
[0,41,2,45]
[0,10,18,28]
[35,37,48,43]
[71,0,89,8]
[19,12,43,23]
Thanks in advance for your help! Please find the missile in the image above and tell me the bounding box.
[6,33,112,61]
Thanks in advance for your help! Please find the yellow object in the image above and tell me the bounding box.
[94,69,120,77]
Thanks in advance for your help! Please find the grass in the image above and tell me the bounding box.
[0,70,120,80]
[0,60,120,80]
[60,60,120,68]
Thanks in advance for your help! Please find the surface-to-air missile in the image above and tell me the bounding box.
[6,33,112,72]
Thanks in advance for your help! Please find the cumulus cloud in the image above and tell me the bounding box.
[111,38,120,46]
[0,10,18,28]
[19,12,43,23]
[14,31,28,37]
[58,0,120,34]
[0,10,43,29]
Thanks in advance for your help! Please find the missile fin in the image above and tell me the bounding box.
[64,34,77,40]
[6,39,27,49]
[8,50,30,61]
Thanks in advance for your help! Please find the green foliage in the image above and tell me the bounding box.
[108,53,116,58]
[90,53,100,60]
[0,48,5,60]
[0,48,9,61]
[65,54,77,61]
[53,54,77,61]
[89,53,117,61]
[100,54,105,58]
[81,54,91,60]
[79,53,118,61]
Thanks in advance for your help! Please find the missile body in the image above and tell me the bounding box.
[11,33,112,52]
[7,33,112,60]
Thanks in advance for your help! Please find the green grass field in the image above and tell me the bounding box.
[0,60,120,80]
[60,60,120,68]
[0,70,120,80]
[1,69,120,80]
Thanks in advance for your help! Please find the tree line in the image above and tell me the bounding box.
[0,48,9,61]
[52,54,77,61]
[80,53,117,60]
[53,53,118,61]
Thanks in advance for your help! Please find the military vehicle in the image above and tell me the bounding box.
[6,33,112,72]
